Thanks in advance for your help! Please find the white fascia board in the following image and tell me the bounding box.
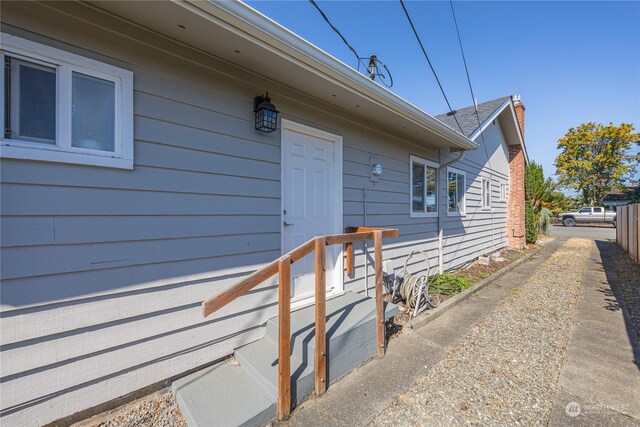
[181,0,478,151]
[469,98,529,164]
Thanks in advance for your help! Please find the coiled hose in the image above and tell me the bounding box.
[392,250,439,316]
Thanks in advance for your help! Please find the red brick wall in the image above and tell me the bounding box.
[508,144,526,249]
[508,99,526,249]
[514,101,525,138]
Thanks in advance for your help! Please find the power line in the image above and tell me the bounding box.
[308,0,368,71]
[399,0,464,135]
[308,0,394,87]
[449,0,485,143]
[449,0,496,251]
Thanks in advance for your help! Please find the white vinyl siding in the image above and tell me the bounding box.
[0,33,133,169]
[410,155,438,217]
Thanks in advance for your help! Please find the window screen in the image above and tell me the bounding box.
[412,162,425,212]
[7,57,56,143]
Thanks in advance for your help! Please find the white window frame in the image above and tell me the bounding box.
[0,33,133,169]
[409,155,439,218]
[481,178,492,210]
[500,183,508,202]
[446,166,466,216]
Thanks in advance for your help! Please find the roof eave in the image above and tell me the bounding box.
[183,0,478,151]
[469,98,529,164]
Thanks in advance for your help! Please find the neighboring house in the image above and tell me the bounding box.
[604,183,640,208]
[0,1,527,426]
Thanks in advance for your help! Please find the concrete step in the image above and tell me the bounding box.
[234,335,314,406]
[265,292,399,363]
[173,292,398,427]
[171,359,276,427]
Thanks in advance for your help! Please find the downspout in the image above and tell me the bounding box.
[363,188,369,296]
[437,150,466,274]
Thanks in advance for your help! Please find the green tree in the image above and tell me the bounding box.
[541,179,579,216]
[525,161,550,212]
[525,202,538,244]
[542,190,578,216]
[555,123,639,206]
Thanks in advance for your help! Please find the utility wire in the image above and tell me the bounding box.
[399,0,464,135]
[450,0,495,250]
[308,0,369,71]
[449,0,485,145]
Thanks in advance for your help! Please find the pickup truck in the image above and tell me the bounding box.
[557,207,617,227]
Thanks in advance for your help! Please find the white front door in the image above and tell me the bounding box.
[282,121,342,303]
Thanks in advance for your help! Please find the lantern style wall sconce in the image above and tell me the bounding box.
[253,93,279,133]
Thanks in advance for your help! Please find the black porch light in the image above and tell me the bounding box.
[253,93,279,133]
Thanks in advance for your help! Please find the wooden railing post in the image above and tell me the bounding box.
[373,231,384,357]
[314,237,327,396]
[277,256,291,420]
[345,241,354,275]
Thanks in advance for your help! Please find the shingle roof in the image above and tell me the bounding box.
[435,96,511,137]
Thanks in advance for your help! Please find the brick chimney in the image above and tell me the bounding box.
[507,94,526,249]
[513,94,525,137]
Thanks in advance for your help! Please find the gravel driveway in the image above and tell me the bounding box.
[371,238,593,426]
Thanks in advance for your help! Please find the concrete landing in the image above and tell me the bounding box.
[172,360,276,427]
[173,292,398,427]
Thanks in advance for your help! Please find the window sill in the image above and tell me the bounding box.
[1,142,133,169]
[447,211,467,217]
[410,211,438,218]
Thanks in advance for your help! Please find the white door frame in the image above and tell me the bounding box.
[281,118,344,309]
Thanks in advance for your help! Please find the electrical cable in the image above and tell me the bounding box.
[450,0,496,252]
[308,0,369,71]
[399,0,464,135]
[308,0,394,87]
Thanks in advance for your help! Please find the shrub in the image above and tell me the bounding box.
[429,273,473,296]
[526,201,538,244]
[539,207,552,236]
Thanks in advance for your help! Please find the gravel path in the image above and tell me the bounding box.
[77,390,186,427]
[371,238,593,427]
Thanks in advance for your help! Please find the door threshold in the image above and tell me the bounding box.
[290,290,345,312]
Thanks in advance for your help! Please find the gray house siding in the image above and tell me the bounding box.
[0,2,512,426]
[345,118,511,295]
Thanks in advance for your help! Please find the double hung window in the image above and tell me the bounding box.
[410,155,438,217]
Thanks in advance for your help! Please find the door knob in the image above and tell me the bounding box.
[284,221,294,227]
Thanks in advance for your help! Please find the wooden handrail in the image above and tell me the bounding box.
[202,228,397,317]
[201,226,398,419]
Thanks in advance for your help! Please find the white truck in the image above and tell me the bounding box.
[557,207,617,227]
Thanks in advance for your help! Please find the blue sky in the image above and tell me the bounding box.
[246,0,640,182]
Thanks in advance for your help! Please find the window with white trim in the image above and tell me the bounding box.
[481,178,491,209]
[447,167,466,215]
[1,33,133,169]
[500,183,508,201]
[410,155,438,217]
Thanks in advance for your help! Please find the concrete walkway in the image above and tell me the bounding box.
[281,239,566,426]
[548,239,640,426]
[280,231,640,426]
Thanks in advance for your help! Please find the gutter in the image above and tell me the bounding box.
[182,0,477,151]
